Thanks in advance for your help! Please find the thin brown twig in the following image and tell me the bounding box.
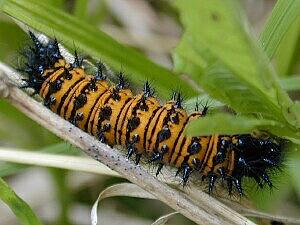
[0,62,257,225]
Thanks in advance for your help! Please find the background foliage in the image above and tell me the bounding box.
[0,0,299,224]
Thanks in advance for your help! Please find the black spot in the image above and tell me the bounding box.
[88,79,98,92]
[111,88,121,101]
[157,127,171,142]
[170,113,179,124]
[132,134,140,143]
[62,70,72,80]
[214,150,226,164]
[99,106,112,121]
[72,112,84,126]
[188,140,201,154]
[127,117,140,132]
[74,93,87,110]
[102,123,111,132]
[49,79,63,93]
[44,95,56,107]
[138,97,149,111]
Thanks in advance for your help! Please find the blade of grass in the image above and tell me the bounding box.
[0,143,80,177]
[0,148,120,177]
[259,0,300,59]
[0,0,198,99]
[0,177,44,225]
[280,76,300,91]
[73,0,88,20]
[151,212,179,225]
[275,17,300,76]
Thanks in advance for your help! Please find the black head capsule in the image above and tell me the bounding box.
[231,134,285,193]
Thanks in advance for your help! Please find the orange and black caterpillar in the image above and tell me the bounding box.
[20,32,284,195]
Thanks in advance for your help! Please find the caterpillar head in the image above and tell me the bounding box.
[20,32,62,92]
[232,134,284,189]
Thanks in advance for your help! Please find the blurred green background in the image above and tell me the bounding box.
[0,0,299,225]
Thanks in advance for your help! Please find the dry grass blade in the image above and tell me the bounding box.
[0,63,248,225]
[151,212,179,225]
[221,198,300,224]
[91,183,156,225]
[0,148,120,177]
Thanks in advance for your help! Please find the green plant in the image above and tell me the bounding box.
[0,0,299,224]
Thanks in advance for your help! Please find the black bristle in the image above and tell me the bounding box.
[116,71,128,89]
[233,177,243,196]
[95,61,106,81]
[207,172,217,194]
[156,163,164,176]
[143,81,154,98]
[127,144,135,159]
[150,152,163,162]
[171,91,177,101]
[175,92,183,109]
[135,154,142,165]
[182,165,192,185]
[47,38,61,60]
[195,100,200,111]
[73,50,83,67]
[29,31,42,49]
[98,132,106,143]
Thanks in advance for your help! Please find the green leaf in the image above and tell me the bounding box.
[0,177,44,225]
[0,101,59,148]
[280,76,300,91]
[174,0,293,117]
[174,0,300,142]
[185,113,280,136]
[259,0,300,59]
[48,0,65,8]
[275,18,300,76]
[288,151,300,199]
[0,0,197,99]
[175,0,284,99]
[73,0,88,20]
[0,20,26,60]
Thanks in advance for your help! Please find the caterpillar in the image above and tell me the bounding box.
[20,32,284,195]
